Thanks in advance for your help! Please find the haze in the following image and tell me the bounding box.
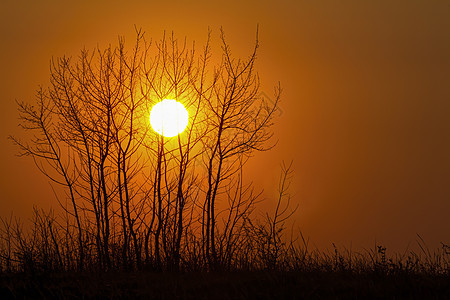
[1,0,449,252]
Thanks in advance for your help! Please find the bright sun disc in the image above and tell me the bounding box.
[149,99,189,137]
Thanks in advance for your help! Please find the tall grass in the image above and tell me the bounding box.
[1,207,448,276]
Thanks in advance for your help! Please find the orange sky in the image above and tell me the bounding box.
[1,0,449,252]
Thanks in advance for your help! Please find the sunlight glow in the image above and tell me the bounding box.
[149,99,189,137]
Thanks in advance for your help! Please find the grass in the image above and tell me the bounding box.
[0,240,448,299]
[0,209,448,298]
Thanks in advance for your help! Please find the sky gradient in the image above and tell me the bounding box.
[1,0,449,252]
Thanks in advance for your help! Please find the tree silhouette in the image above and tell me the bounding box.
[10,27,282,271]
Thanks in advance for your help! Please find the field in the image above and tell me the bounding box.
[1,210,448,298]
[1,270,448,299]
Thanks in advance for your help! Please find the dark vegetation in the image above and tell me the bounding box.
[3,28,449,298]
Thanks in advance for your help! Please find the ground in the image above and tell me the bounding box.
[0,271,448,299]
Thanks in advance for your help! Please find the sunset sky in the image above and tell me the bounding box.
[1,0,449,252]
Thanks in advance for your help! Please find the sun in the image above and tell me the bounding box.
[149,99,189,137]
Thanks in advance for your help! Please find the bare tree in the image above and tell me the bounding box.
[200,28,280,269]
[10,90,85,270]
[10,27,282,271]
